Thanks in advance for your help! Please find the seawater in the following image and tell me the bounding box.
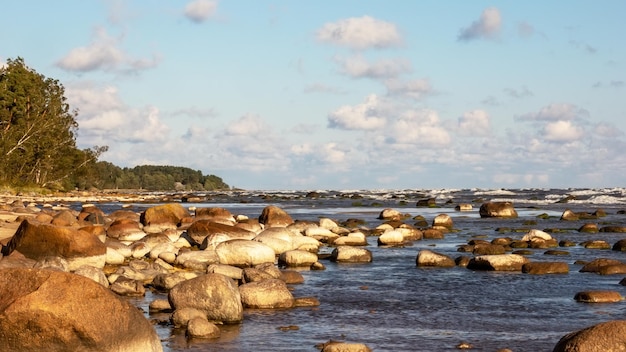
[116,188,626,351]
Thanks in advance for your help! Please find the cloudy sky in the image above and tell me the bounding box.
[2,1,625,190]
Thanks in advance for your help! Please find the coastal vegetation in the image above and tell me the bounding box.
[0,57,228,192]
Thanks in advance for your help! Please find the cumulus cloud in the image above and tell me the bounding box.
[316,16,402,50]
[458,7,502,41]
[385,78,433,100]
[328,94,387,130]
[388,109,451,147]
[224,114,271,136]
[56,27,159,73]
[335,55,411,79]
[184,0,218,23]
[543,120,584,142]
[66,82,170,145]
[516,103,589,122]
[503,86,533,99]
[458,110,491,136]
[595,122,624,138]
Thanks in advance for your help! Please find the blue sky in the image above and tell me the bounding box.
[2,1,625,190]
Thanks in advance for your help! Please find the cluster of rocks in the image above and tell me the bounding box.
[0,198,624,351]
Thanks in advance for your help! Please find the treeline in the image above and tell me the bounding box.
[81,163,229,191]
[0,57,229,192]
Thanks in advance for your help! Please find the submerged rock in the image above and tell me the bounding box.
[553,320,626,351]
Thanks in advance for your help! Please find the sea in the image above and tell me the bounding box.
[105,187,626,352]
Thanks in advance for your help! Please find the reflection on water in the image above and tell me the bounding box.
[114,188,626,351]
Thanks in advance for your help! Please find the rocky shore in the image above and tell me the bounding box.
[1,192,626,351]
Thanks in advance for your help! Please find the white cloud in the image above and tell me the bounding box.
[184,0,218,23]
[388,109,451,147]
[595,123,624,138]
[458,7,502,41]
[516,103,589,122]
[458,110,491,136]
[316,16,402,50]
[328,94,386,130]
[225,114,270,136]
[385,78,433,100]
[335,55,411,79]
[543,120,584,142]
[321,142,347,164]
[56,27,159,73]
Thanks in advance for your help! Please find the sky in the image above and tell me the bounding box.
[1,1,625,190]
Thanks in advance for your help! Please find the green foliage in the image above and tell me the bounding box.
[83,163,230,191]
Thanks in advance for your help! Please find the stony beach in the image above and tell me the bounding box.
[1,188,626,351]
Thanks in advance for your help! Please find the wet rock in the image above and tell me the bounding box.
[416,198,437,207]
[152,271,199,291]
[554,320,626,352]
[4,219,106,271]
[278,250,318,268]
[472,243,506,255]
[600,226,626,233]
[258,205,294,227]
[330,246,372,263]
[544,250,570,256]
[171,307,206,328]
[422,228,445,239]
[521,229,552,242]
[579,258,624,273]
[479,202,518,218]
[186,317,221,339]
[318,340,372,352]
[598,264,626,275]
[377,230,404,246]
[378,208,402,220]
[168,273,243,324]
[416,249,455,267]
[206,263,243,281]
[560,209,579,221]
[613,239,626,252]
[578,223,599,233]
[148,299,172,313]
[467,254,529,271]
[581,240,611,249]
[432,214,453,230]
[455,203,473,211]
[240,278,294,309]
[216,239,276,268]
[574,291,623,303]
[281,270,305,284]
[305,226,340,243]
[522,262,569,274]
[110,276,146,296]
[294,296,320,307]
[0,268,162,352]
[333,231,368,246]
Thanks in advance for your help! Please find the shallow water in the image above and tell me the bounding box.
[116,188,626,351]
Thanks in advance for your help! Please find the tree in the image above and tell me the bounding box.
[0,57,104,188]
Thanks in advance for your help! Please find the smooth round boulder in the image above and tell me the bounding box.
[215,239,276,268]
[467,254,529,271]
[319,341,372,352]
[554,320,626,352]
[432,214,453,229]
[258,205,294,227]
[378,208,402,221]
[168,273,243,324]
[377,230,404,246]
[416,249,455,267]
[333,232,368,246]
[186,317,221,339]
[239,278,294,309]
[187,220,256,247]
[330,246,372,263]
[278,250,318,268]
[0,268,162,352]
[4,219,106,271]
[522,262,569,274]
[560,209,579,221]
[106,218,146,242]
[574,291,623,303]
[521,229,553,242]
[479,202,518,218]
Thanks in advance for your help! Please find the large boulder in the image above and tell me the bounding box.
[330,246,372,263]
[0,268,162,352]
[187,220,256,247]
[106,218,146,242]
[377,208,403,221]
[416,249,455,267]
[479,202,518,218]
[168,273,243,324]
[432,214,453,230]
[140,203,189,231]
[553,320,626,352]
[467,254,529,271]
[239,279,294,309]
[278,250,318,268]
[3,220,106,270]
[215,239,276,268]
[258,205,293,227]
[195,207,235,224]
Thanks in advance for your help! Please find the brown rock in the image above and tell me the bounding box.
[522,262,569,274]
[258,205,294,227]
[467,254,529,271]
[0,268,162,352]
[574,291,623,303]
[140,203,189,227]
[416,249,455,267]
[479,202,518,218]
[3,220,106,270]
[579,258,624,273]
[554,320,626,351]
[239,278,294,309]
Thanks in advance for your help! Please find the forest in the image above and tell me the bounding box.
[0,57,229,192]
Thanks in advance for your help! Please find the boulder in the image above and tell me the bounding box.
[579,258,624,273]
[305,227,340,243]
[377,208,402,221]
[600,226,626,233]
[216,239,276,268]
[578,223,599,233]
[186,317,221,339]
[613,239,626,252]
[554,320,626,352]
[432,214,453,230]
[140,203,189,230]
[521,229,553,242]
[479,202,518,218]
[258,205,293,227]
[467,254,529,271]
[239,279,294,309]
[4,220,106,271]
[51,209,78,227]
[0,268,162,352]
[330,246,372,263]
[106,219,146,242]
[581,240,611,249]
[455,203,473,211]
[152,271,199,291]
[522,262,569,274]
[207,263,243,281]
[416,249,455,267]
[187,220,256,247]
[422,228,445,239]
[333,232,368,246]
[560,209,579,221]
[254,227,298,254]
[278,250,318,268]
[377,230,405,246]
[574,291,623,303]
[319,341,372,352]
[110,276,146,297]
[195,207,235,223]
[74,265,109,287]
[168,273,243,324]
